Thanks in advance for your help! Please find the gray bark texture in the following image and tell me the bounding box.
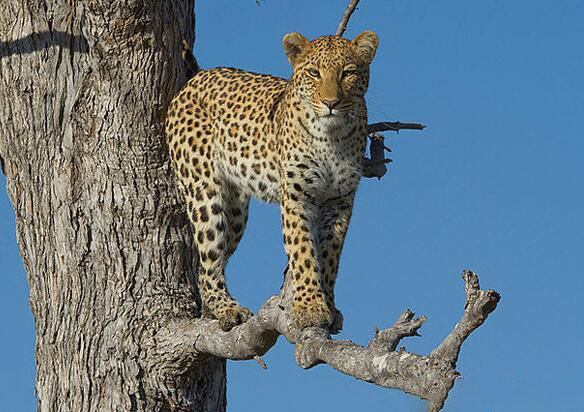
[0,1,501,411]
[0,1,226,411]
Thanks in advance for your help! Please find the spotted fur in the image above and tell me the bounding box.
[166,32,379,331]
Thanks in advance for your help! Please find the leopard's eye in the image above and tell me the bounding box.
[307,68,320,78]
[342,69,357,78]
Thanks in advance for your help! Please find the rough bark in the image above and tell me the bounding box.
[0,1,226,411]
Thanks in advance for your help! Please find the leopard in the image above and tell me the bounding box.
[165,31,379,332]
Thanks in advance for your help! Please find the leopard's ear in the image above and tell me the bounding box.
[283,32,309,67]
[352,31,379,64]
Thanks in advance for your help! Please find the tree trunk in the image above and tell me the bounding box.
[0,1,225,410]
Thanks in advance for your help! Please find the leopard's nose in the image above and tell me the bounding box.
[322,98,339,110]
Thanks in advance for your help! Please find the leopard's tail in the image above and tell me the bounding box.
[181,40,200,79]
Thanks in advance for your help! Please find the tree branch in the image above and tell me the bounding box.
[431,271,501,366]
[368,309,427,351]
[156,270,500,411]
[362,133,391,178]
[336,0,362,36]
[367,121,426,133]
[361,121,426,179]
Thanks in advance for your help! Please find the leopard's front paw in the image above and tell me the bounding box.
[217,304,253,332]
[291,299,334,331]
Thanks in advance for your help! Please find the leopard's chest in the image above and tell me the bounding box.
[299,142,363,204]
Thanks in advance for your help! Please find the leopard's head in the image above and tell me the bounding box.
[283,31,378,128]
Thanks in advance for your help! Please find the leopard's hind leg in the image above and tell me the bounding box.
[167,98,252,331]
[184,175,252,331]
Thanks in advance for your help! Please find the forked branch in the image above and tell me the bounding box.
[156,270,500,411]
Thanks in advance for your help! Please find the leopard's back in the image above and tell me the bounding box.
[166,67,286,203]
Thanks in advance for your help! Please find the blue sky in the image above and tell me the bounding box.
[1,0,583,410]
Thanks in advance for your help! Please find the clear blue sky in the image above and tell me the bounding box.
[1,1,583,410]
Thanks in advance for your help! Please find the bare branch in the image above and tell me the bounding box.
[368,121,426,133]
[294,327,457,411]
[155,270,500,411]
[363,133,391,178]
[336,0,362,36]
[431,270,501,366]
[368,309,427,351]
[361,121,426,179]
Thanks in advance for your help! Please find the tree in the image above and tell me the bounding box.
[0,1,499,411]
